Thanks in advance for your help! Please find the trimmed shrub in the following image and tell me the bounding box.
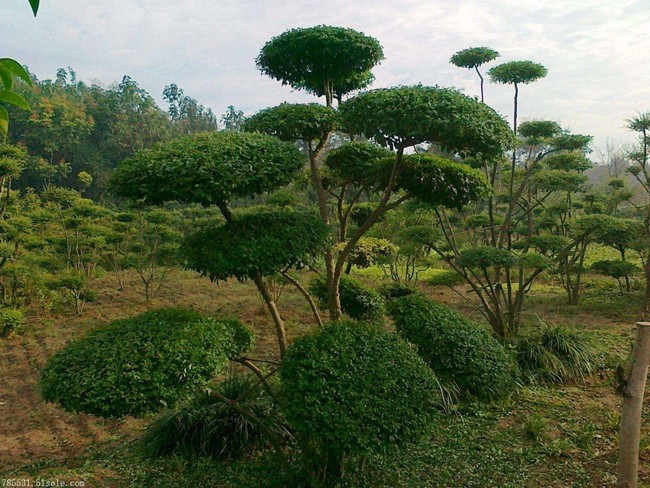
[516,326,600,384]
[143,376,290,459]
[40,308,253,417]
[377,281,417,300]
[280,321,441,482]
[388,294,516,400]
[309,275,386,323]
[427,269,464,288]
[0,308,25,338]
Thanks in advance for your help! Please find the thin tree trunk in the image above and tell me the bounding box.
[280,271,323,328]
[618,322,650,487]
[253,275,287,358]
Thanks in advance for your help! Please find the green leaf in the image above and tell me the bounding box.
[0,106,8,138]
[0,90,30,110]
[0,67,13,91]
[28,0,39,16]
[0,59,33,86]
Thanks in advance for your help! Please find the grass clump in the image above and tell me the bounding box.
[516,326,600,383]
[40,308,253,417]
[143,376,290,459]
[388,293,517,401]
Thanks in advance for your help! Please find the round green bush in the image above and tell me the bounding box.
[280,321,441,478]
[309,274,386,322]
[388,294,516,400]
[143,376,290,459]
[40,308,253,417]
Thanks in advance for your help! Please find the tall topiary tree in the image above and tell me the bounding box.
[625,112,650,312]
[111,131,317,357]
[450,46,500,102]
[256,25,384,107]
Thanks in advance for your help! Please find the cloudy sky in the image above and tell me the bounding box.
[4,0,650,154]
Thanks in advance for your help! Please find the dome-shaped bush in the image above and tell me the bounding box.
[40,308,253,417]
[388,294,516,400]
[280,321,440,481]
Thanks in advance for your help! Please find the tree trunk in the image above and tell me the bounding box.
[253,275,287,358]
[618,322,650,487]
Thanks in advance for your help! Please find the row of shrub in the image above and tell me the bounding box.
[39,294,601,485]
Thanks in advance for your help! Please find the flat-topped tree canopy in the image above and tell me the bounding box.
[338,85,514,156]
[244,103,338,143]
[256,25,384,106]
[395,154,492,209]
[450,47,500,69]
[183,208,331,282]
[110,131,305,207]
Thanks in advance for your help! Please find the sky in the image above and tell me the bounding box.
[4,0,650,156]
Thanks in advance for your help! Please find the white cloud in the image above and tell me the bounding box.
[3,0,650,154]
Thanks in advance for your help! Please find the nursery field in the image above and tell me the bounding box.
[0,267,644,487]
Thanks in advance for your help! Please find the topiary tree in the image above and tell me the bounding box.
[488,61,548,204]
[624,112,650,311]
[591,259,639,293]
[111,131,316,357]
[183,208,331,355]
[450,46,500,102]
[40,308,253,417]
[387,293,517,400]
[256,26,384,107]
[280,320,441,484]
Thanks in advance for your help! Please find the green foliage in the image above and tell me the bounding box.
[349,201,384,228]
[337,237,397,269]
[518,120,561,141]
[110,131,305,206]
[529,234,571,256]
[183,209,330,282]
[0,143,27,179]
[143,376,289,460]
[543,152,592,172]
[396,154,492,209]
[0,58,33,137]
[427,269,464,287]
[591,259,638,279]
[531,169,588,193]
[488,61,548,85]
[0,307,24,337]
[256,26,384,102]
[309,274,386,323]
[40,308,253,417]
[244,103,338,142]
[339,85,514,156]
[388,294,516,400]
[456,246,515,269]
[280,320,441,480]
[516,326,600,383]
[450,47,499,69]
[324,141,393,188]
[377,281,417,300]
